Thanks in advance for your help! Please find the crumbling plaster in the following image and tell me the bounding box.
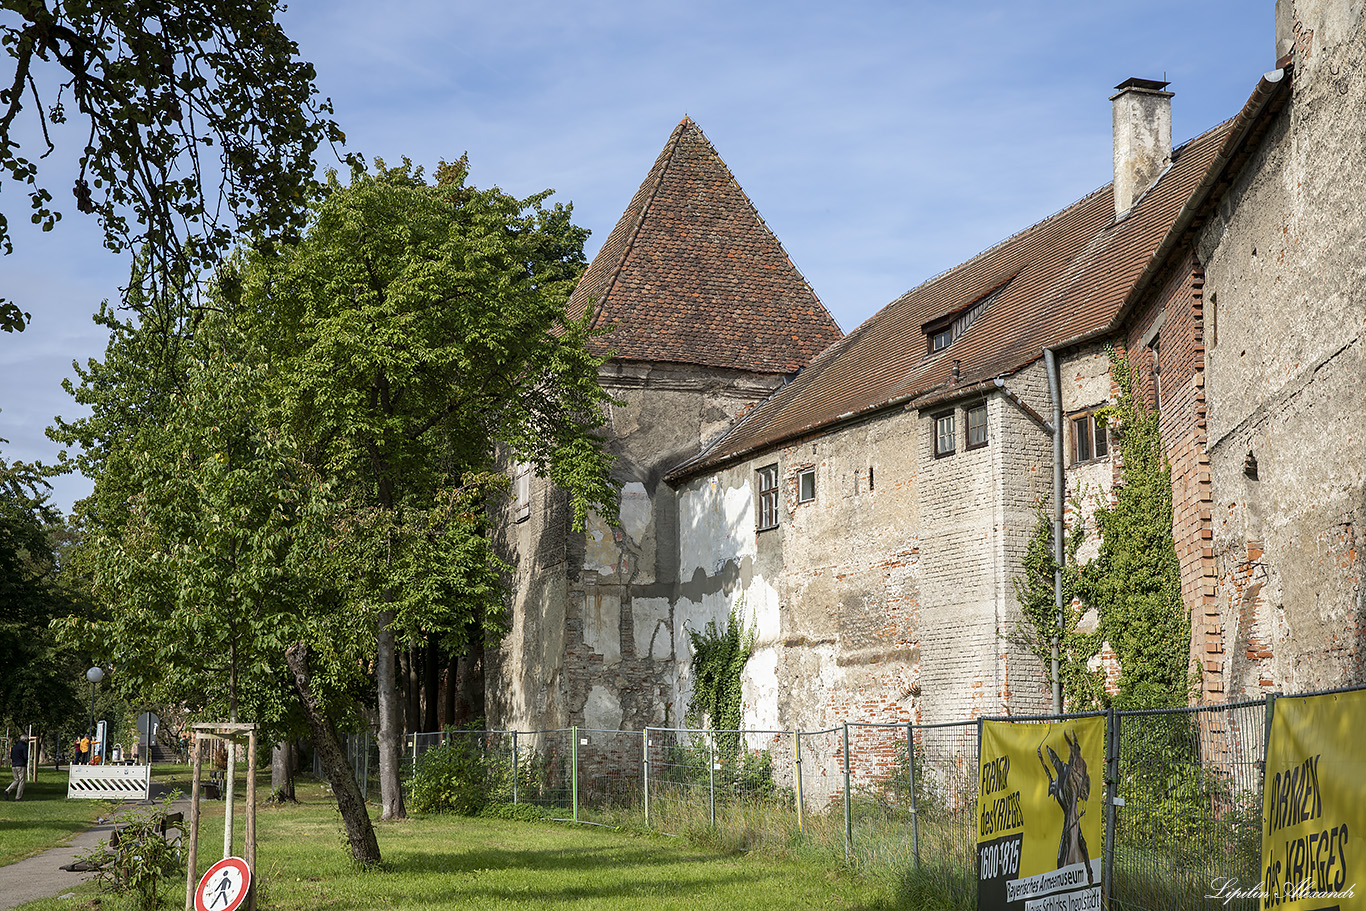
[1199,0,1366,696]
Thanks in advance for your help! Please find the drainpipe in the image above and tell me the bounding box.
[1043,348,1064,714]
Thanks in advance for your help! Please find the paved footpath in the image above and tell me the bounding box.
[0,794,191,911]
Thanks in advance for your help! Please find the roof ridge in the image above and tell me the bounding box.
[854,183,1112,335]
[685,122,841,335]
[589,117,692,333]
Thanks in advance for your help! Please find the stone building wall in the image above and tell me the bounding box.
[487,360,788,735]
[1196,0,1366,697]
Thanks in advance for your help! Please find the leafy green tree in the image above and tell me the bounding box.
[235,159,618,820]
[0,0,345,333]
[0,452,82,733]
[55,305,384,863]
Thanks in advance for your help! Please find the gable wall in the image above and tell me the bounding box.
[1195,0,1366,697]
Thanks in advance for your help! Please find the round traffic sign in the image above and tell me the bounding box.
[195,856,252,911]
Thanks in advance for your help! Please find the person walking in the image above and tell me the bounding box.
[6,736,28,800]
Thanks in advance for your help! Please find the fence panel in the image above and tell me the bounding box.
[1110,700,1266,911]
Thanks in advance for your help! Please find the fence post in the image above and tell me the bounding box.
[794,731,805,837]
[512,730,519,806]
[842,722,853,863]
[572,726,579,823]
[709,730,716,828]
[1262,692,1279,763]
[410,733,417,781]
[1103,707,1119,907]
[906,722,920,869]
[642,728,650,828]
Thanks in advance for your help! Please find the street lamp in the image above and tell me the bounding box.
[86,666,104,763]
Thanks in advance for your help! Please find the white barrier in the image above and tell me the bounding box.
[67,764,151,800]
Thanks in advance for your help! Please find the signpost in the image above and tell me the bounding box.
[184,722,258,911]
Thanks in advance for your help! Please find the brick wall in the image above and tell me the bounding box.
[1120,250,1219,701]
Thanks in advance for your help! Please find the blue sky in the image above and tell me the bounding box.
[1,1,1275,513]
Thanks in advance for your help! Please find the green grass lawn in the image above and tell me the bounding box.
[0,771,116,865]
[9,775,936,910]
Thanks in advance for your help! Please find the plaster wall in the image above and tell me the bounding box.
[1197,0,1366,697]
[488,360,788,735]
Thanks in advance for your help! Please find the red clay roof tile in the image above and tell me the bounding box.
[669,118,1236,480]
[567,118,842,374]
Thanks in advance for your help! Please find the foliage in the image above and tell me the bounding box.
[660,740,781,803]
[0,453,83,731]
[231,158,618,817]
[0,0,345,332]
[407,728,540,816]
[1011,347,1188,710]
[1086,348,1189,709]
[52,307,360,732]
[1011,504,1105,710]
[685,603,755,764]
[77,797,184,911]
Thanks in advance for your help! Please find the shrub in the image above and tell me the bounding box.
[407,729,513,815]
[78,798,184,911]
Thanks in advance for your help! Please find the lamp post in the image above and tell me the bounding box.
[86,666,104,762]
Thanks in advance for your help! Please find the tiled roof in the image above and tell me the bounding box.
[567,118,841,374]
[669,118,1237,480]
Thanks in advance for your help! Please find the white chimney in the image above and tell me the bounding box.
[1111,77,1173,217]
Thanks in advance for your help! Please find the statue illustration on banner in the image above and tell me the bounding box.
[978,717,1104,911]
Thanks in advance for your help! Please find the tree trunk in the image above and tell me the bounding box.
[285,641,380,866]
[423,634,440,733]
[270,741,296,802]
[443,651,457,728]
[375,609,406,820]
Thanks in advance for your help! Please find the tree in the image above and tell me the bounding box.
[236,159,619,820]
[0,451,82,732]
[55,303,386,863]
[0,0,345,333]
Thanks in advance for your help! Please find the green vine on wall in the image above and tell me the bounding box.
[1015,348,1189,710]
[1012,503,1105,709]
[686,602,755,763]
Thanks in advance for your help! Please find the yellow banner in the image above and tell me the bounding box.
[1261,690,1366,910]
[978,717,1105,911]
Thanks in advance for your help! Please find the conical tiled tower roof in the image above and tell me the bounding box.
[567,118,841,374]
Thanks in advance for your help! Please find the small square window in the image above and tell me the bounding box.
[966,404,988,449]
[757,464,779,531]
[934,412,956,458]
[798,468,816,503]
[1071,412,1109,464]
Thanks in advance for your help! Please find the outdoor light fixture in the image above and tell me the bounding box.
[86,666,104,760]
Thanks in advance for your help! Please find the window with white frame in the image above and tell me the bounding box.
[757,464,779,530]
[934,411,956,457]
[798,467,816,503]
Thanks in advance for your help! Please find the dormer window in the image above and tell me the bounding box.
[923,278,1013,356]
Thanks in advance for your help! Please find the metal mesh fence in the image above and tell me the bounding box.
[1109,700,1266,911]
[322,686,1364,911]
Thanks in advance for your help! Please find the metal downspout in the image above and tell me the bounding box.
[1043,348,1064,714]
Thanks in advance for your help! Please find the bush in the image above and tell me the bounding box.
[408,729,512,815]
[78,798,184,911]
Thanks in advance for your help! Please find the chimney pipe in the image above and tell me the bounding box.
[1111,77,1173,217]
